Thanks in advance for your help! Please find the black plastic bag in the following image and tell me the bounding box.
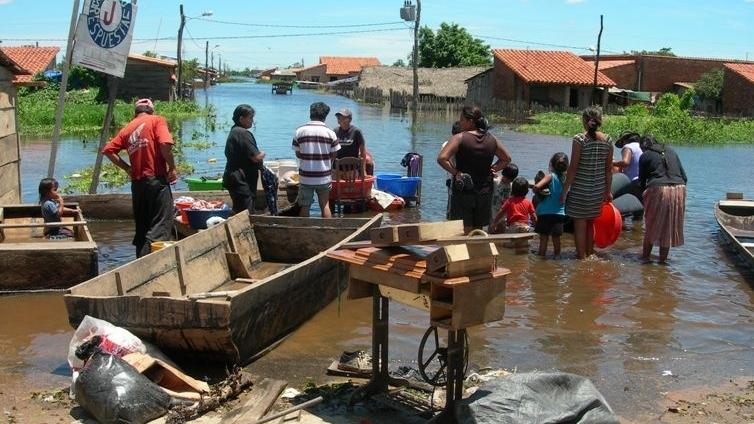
[74,351,172,424]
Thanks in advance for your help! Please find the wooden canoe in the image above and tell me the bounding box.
[715,198,754,269]
[64,213,382,365]
[0,204,98,291]
[64,187,296,220]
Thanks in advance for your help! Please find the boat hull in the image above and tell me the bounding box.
[715,199,754,269]
[0,204,98,291]
[64,213,381,364]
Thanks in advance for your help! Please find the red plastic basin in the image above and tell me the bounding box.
[594,202,622,248]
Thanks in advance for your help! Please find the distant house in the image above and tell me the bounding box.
[116,54,177,102]
[296,56,381,83]
[360,65,487,104]
[0,46,59,87]
[0,50,30,204]
[271,68,302,82]
[722,63,754,116]
[466,49,615,109]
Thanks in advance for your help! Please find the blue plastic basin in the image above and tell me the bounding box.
[376,175,421,197]
[186,207,232,229]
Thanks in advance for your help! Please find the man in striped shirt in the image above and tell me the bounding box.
[292,102,340,217]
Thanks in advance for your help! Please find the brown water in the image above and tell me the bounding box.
[4,83,754,420]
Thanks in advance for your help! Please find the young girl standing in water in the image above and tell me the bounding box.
[533,152,569,257]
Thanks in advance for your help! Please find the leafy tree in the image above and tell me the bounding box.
[392,59,406,67]
[654,93,683,117]
[142,50,158,58]
[418,22,491,68]
[629,47,675,56]
[694,68,724,101]
[679,88,695,111]
[180,58,200,81]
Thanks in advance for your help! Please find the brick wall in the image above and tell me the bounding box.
[639,56,727,92]
[722,69,754,116]
[600,63,636,90]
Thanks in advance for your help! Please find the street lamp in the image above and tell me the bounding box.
[177,5,213,98]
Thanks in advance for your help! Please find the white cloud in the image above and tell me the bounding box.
[0,0,14,5]
[566,0,586,3]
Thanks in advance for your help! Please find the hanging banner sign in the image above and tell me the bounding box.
[71,0,137,77]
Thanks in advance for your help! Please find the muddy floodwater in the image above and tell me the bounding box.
[2,83,753,421]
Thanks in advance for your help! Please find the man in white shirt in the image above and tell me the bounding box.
[292,102,340,217]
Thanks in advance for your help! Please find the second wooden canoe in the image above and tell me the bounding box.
[715,198,754,269]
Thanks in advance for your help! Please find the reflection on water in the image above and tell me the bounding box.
[4,83,754,420]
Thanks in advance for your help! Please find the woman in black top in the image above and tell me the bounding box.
[438,106,512,233]
[638,135,687,263]
[223,104,266,214]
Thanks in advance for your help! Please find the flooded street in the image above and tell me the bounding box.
[2,82,753,421]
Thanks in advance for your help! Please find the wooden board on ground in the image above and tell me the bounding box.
[426,242,498,271]
[224,378,287,423]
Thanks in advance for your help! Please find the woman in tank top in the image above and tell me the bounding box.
[438,106,512,234]
[561,106,613,259]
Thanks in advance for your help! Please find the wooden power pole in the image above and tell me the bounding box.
[177,4,185,99]
[412,0,421,125]
[204,40,209,88]
[592,14,604,105]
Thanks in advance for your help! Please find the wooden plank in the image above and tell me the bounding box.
[342,232,536,250]
[0,82,16,109]
[347,276,373,300]
[0,220,88,229]
[0,161,19,202]
[370,226,399,244]
[224,378,287,423]
[426,243,498,271]
[379,284,430,311]
[115,272,124,296]
[427,256,497,278]
[349,262,422,293]
[421,267,511,286]
[174,245,187,295]
[0,133,19,167]
[397,220,464,243]
[226,252,252,279]
[0,107,16,140]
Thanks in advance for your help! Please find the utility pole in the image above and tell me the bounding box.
[211,51,214,70]
[177,4,185,99]
[412,0,421,125]
[218,55,222,77]
[592,14,603,105]
[204,40,209,88]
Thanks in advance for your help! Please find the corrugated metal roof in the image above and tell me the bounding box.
[493,49,615,86]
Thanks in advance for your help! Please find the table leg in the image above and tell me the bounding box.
[430,328,466,424]
[349,286,390,405]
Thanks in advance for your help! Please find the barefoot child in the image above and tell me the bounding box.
[533,152,569,257]
[490,163,519,225]
[491,176,536,233]
[39,178,77,238]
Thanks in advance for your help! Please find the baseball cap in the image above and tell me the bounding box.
[135,98,154,109]
[335,108,352,118]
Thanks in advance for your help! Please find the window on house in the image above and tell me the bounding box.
[310,76,319,82]
[330,76,338,82]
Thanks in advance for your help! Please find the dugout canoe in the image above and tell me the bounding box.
[715,195,754,270]
[0,204,98,291]
[64,213,382,364]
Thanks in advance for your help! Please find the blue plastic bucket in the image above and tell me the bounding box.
[186,208,232,229]
[376,175,421,197]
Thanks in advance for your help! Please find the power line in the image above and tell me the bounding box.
[473,33,593,51]
[193,17,407,29]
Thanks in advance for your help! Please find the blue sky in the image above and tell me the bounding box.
[1,0,753,69]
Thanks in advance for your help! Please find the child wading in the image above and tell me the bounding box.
[491,176,537,233]
[38,178,77,238]
[533,153,569,257]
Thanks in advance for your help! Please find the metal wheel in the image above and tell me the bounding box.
[418,326,470,387]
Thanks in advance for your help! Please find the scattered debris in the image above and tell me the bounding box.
[166,368,253,424]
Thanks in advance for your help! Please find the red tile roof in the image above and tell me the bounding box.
[589,59,635,70]
[493,49,615,86]
[1,46,59,83]
[319,56,381,76]
[724,63,754,84]
[0,49,30,76]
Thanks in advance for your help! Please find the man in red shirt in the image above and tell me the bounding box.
[103,98,177,257]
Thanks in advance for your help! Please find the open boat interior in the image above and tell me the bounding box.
[717,200,754,253]
[0,204,93,243]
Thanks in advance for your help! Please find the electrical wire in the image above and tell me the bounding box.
[192,17,407,29]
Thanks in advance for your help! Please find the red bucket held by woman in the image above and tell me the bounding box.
[593,202,622,248]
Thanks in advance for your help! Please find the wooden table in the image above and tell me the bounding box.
[327,246,509,423]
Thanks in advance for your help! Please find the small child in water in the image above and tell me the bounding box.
[532,152,569,257]
[491,176,537,233]
[39,178,77,238]
[490,163,519,226]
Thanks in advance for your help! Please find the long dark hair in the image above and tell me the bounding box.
[582,106,603,138]
[38,178,58,203]
[550,152,569,179]
[460,105,488,134]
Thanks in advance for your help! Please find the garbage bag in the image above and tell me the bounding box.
[69,315,146,373]
[74,351,172,424]
[458,372,619,424]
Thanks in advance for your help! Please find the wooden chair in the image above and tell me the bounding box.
[332,157,367,217]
